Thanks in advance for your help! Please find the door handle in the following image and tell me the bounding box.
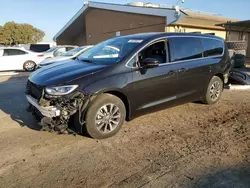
[178,68,187,73]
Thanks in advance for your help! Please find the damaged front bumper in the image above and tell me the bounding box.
[26,88,92,134]
[26,95,61,118]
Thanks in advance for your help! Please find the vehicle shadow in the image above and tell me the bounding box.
[189,165,250,188]
[0,73,41,131]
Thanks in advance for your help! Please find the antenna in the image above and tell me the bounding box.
[176,0,185,5]
[174,0,185,18]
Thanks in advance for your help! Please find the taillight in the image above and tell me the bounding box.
[37,54,44,57]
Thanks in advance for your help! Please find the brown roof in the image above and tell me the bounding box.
[174,9,239,30]
[217,20,250,32]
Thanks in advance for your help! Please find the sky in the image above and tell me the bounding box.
[0,0,249,41]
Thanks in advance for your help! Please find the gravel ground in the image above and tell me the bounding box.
[0,75,249,188]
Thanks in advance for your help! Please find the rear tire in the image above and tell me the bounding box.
[23,61,36,72]
[84,94,126,139]
[202,76,223,105]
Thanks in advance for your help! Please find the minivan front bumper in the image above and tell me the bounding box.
[26,95,61,117]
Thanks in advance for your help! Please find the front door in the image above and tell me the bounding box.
[129,40,181,112]
[0,49,28,71]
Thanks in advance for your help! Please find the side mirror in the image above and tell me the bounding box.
[140,58,160,68]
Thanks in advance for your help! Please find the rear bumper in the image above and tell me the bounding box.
[26,95,60,118]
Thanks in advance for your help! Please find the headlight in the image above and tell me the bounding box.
[45,85,78,96]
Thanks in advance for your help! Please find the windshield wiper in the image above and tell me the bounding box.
[81,59,92,63]
[74,57,92,63]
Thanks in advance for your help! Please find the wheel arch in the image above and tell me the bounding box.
[215,73,224,84]
[95,89,131,121]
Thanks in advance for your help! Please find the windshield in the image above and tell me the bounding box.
[78,38,143,64]
[62,47,85,57]
[45,46,57,53]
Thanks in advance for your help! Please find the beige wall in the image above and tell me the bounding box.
[226,31,242,41]
[166,25,226,39]
[85,8,166,45]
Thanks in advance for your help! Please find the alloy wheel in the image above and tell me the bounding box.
[95,103,121,133]
[209,81,221,101]
[25,62,35,71]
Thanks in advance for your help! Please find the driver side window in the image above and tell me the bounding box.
[128,40,167,67]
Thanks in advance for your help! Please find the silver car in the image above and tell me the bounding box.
[39,46,93,67]
[42,45,77,59]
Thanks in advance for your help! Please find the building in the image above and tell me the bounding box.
[53,1,238,46]
[218,20,250,57]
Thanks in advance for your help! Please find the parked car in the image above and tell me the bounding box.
[30,44,51,52]
[26,33,231,139]
[39,45,93,67]
[43,45,77,59]
[0,47,45,71]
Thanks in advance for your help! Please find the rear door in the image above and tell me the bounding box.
[201,38,225,76]
[168,37,211,101]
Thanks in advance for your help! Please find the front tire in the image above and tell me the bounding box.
[202,76,223,105]
[84,94,126,139]
[23,61,36,72]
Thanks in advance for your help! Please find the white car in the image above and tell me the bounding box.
[0,47,45,71]
[39,45,93,67]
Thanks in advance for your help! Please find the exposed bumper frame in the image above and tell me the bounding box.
[26,95,61,118]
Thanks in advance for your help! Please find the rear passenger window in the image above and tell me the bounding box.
[169,37,202,62]
[3,49,27,56]
[201,38,224,57]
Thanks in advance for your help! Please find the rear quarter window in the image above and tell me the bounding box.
[168,37,203,62]
[201,38,224,57]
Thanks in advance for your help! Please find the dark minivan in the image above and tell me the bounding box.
[26,33,231,139]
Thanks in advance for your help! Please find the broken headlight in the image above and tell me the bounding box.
[45,85,78,96]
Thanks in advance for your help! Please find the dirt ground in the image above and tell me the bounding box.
[0,75,250,188]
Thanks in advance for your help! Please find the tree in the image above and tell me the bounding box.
[0,22,45,45]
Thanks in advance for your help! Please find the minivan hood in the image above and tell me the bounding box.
[29,59,107,86]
